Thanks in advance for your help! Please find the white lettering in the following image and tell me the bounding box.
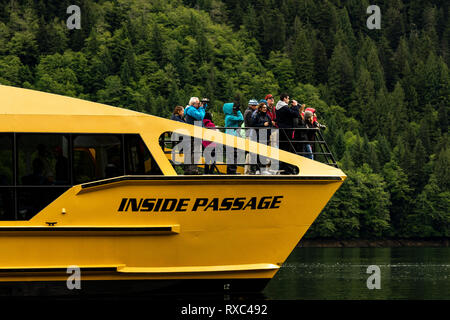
[181,304,215,318]
[366,265,381,289]
[67,5,81,30]
[366,5,381,30]
[66,265,81,290]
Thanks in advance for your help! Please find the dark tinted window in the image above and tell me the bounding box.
[73,135,123,183]
[0,189,14,220]
[125,135,162,175]
[0,134,13,185]
[17,187,68,221]
[18,134,70,185]
[1,133,162,221]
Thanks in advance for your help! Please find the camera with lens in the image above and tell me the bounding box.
[200,98,210,107]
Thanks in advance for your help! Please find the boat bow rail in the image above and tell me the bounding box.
[159,126,340,176]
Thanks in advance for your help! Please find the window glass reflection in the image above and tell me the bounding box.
[18,134,69,185]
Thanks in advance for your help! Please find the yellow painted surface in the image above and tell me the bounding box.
[0,85,346,282]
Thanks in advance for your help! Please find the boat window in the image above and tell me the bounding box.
[0,133,163,221]
[16,187,69,221]
[17,134,70,186]
[125,134,162,175]
[73,134,123,184]
[0,134,13,185]
[0,189,14,220]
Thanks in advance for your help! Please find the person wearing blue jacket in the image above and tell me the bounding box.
[223,101,244,174]
[183,97,205,175]
[184,97,205,126]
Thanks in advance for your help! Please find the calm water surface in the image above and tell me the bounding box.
[263,247,450,300]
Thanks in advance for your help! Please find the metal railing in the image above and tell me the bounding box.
[159,127,338,175]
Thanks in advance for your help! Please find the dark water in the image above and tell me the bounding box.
[264,247,450,300]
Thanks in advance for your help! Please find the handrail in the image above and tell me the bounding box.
[158,126,338,174]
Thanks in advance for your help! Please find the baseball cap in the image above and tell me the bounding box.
[265,94,274,100]
[248,99,258,106]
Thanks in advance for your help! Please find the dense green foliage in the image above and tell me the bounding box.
[0,0,448,238]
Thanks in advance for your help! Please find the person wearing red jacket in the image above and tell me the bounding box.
[263,95,279,171]
[202,112,217,174]
[301,107,326,129]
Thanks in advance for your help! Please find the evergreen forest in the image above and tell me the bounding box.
[0,0,448,239]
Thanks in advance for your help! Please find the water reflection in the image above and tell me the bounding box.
[264,247,450,300]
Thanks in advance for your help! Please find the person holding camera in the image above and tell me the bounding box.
[199,97,210,109]
[301,107,326,159]
[183,97,207,174]
[184,97,206,126]
[223,100,244,135]
[275,93,299,151]
[275,93,300,173]
[301,107,326,129]
[303,110,315,160]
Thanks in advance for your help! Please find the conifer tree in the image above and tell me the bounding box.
[408,175,450,237]
[328,43,354,107]
[366,41,386,92]
[411,139,427,192]
[392,37,410,83]
[382,159,412,235]
[376,134,391,166]
[313,39,328,85]
[336,7,357,55]
[434,148,450,191]
[267,51,295,92]
[291,20,314,84]
[437,102,448,134]
[350,66,376,136]
[333,129,346,161]
[151,23,164,65]
[386,82,408,140]
[384,5,405,49]
[243,4,259,40]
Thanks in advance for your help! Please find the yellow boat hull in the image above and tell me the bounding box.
[0,176,342,288]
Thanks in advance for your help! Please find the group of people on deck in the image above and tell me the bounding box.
[170,94,325,174]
